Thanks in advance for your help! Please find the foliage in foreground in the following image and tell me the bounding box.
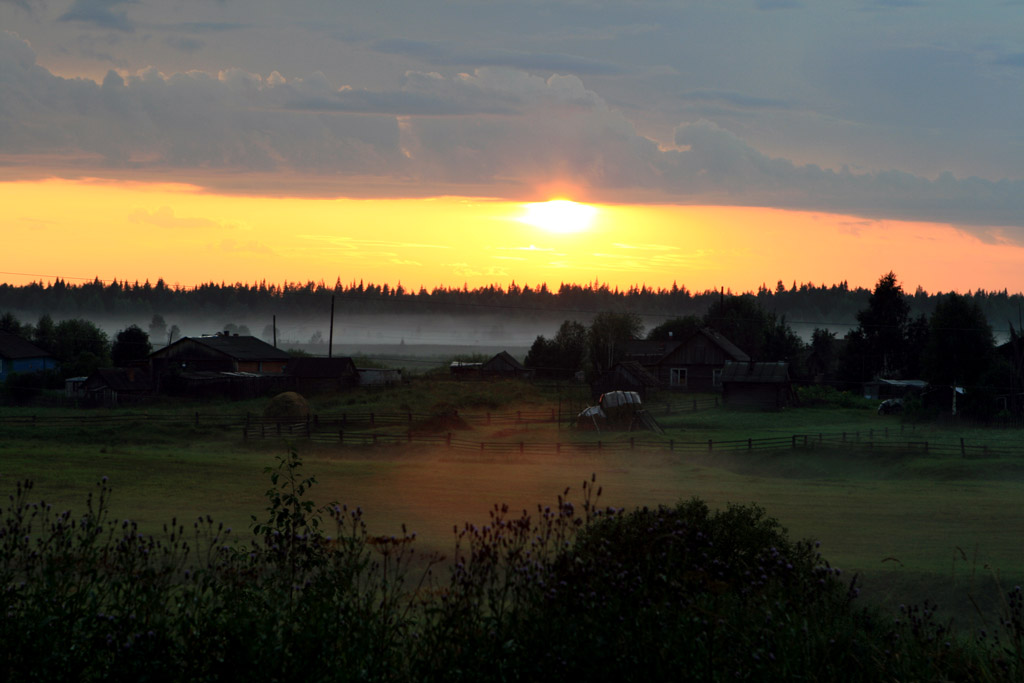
[2,452,1023,682]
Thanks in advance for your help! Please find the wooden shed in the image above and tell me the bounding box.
[481,351,531,378]
[720,361,794,410]
[286,357,358,394]
[82,367,152,407]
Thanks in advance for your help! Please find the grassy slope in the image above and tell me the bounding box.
[2,380,1022,631]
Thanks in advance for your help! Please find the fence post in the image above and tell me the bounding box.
[708,439,713,452]
[669,439,674,451]
[370,412,375,427]
[556,443,561,453]
[598,441,602,451]
[842,431,846,443]
[487,412,491,425]
[630,437,634,449]
[924,441,929,454]
[446,432,452,448]
[408,412,412,423]
[195,411,199,427]
[693,399,697,411]
[792,435,797,449]
[520,441,524,454]
[749,438,753,450]
[339,430,343,443]
[960,437,966,458]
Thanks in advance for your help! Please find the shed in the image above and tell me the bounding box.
[656,328,750,392]
[286,357,358,394]
[720,361,794,410]
[0,331,57,382]
[82,367,152,407]
[481,351,531,378]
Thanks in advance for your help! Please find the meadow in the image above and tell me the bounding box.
[2,378,1023,637]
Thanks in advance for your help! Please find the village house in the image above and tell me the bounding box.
[653,328,750,392]
[0,330,57,382]
[150,333,291,375]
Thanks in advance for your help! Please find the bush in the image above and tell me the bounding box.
[2,456,1022,681]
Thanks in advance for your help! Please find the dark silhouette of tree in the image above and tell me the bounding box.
[922,293,994,393]
[841,272,912,383]
[588,311,643,378]
[646,316,702,342]
[148,314,168,343]
[1,311,32,338]
[44,318,111,378]
[112,325,152,367]
[702,295,770,358]
[525,320,587,378]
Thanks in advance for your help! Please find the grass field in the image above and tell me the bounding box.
[2,378,1023,633]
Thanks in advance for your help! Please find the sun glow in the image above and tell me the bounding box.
[519,199,598,234]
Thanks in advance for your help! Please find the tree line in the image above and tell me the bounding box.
[2,276,1024,335]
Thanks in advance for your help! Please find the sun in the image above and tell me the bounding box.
[519,199,598,234]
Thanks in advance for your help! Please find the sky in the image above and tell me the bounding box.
[3,0,1024,294]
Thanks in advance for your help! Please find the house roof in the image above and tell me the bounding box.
[604,361,660,387]
[286,357,357,378]
[697,327,751,362]
[153,335,291,361]
[721,361,790,383]
[0,330,52,360]
[483,350,527,371]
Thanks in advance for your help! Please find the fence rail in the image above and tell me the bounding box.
[240,425,1022,459]
[0,396,720,431]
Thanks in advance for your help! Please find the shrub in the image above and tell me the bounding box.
[2,455,1023,681]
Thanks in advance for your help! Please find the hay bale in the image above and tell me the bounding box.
[264,391,310,421]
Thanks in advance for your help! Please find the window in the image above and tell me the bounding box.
[670,367,687,388]
[712,368,722,387]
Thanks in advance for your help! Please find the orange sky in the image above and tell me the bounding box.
[4,177,1023,295]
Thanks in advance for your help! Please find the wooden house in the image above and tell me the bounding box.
[655,328,750,392]
[720,361,794,410]
[0,331,57,382]
[151,334,291,376]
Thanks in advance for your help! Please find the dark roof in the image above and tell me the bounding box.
[0,331,53,360]
[286,357,357,378]
[154,335,291,361]
[483,350,527,372]
[601,361,660,388]
[83,367,151,393]
[721,361,790,383]
[698,327,751,362]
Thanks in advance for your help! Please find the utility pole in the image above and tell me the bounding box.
[328,295,335,358]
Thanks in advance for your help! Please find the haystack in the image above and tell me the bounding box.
[264,391,310,421]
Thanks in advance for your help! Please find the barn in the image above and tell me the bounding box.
[720,361,795,410]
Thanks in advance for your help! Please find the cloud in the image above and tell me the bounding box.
[3,31,1024,236]
[371,38,622,76]
[59,0,137,32]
